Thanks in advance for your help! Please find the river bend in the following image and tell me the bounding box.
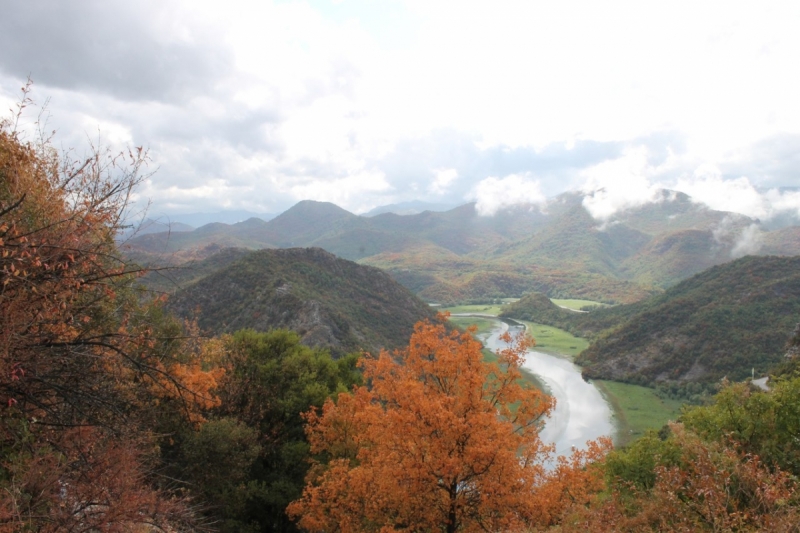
[479,318,614,458]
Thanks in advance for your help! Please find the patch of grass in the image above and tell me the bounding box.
[441,304,504,316]
[448,316,498,336]
[595,380,685,446]
[550,298,608,311]
[519,321,589,360]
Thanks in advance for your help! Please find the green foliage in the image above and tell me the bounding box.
[605,429,684,493]
[197,329,362,532]
[179,418,262,529]
[653,380,716,404]
[577,255,800,386]
[607,375,800,499]
[681,377,800,476]
[164,247,437,356]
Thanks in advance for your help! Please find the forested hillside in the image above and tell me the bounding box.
[576,256,800,385]
[165,247,437,356]
[502,256,800,387]
[126,192,800,305]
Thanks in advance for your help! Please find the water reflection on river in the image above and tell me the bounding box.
[480,319,614,458]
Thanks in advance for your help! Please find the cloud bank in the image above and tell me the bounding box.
[1,0,799,218]
[470,174,546,216]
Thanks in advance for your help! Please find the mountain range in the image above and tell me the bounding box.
[125,190,800,304]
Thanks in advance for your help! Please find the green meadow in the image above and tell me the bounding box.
[595,380,685,446]
[448,316,499,336]
[441,303,504,316]
[520,321,589,360]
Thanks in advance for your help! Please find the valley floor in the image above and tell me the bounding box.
[442,301,686,446]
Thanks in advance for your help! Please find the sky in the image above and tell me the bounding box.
[1,0,799,222]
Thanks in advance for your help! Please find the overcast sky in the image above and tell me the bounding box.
[2,0,799,220]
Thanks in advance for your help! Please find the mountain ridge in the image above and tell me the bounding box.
[164,247,438,356]
[125,191,800,304]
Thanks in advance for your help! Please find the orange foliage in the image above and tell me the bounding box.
[0,92,223,426]
[560,423,800,532]
[0,426,199,532]
[288,318,610,532]
[0,87,217,529]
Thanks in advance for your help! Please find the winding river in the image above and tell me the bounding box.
[474,317,615,458]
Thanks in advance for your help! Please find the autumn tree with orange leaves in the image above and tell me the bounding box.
[0,85,218,531]
[288,318,609,533]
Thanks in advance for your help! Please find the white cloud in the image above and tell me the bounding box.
[580,148,664,220]
[469,173,546,216]
[764,188,800,218]
[674,168,769,218]
[4,0,800,216]
[731,224,764,258]
[428,168,458,195]
[672,169,800,221]
[574,148,800,223]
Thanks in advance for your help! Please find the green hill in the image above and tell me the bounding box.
[499,291,642,338]
[261,200,362,246]
[619,229,727,288]
[165,247,437,356]
[762,226,800,256]
[137,247,253,293]
[574,255,800,385]
[125,193,800,305]
[498,292,577,324]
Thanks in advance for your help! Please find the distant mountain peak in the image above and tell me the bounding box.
[362,201,461,217]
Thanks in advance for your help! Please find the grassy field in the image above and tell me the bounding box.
[448,316,498,336]
[440,303,504,316]
[595,380,686,446]
[520,321,589,360]
[550,298,608,311]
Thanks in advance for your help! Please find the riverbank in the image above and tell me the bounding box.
[448,314,551,391]
[594,380,684,446]
[445,305,685,447]
[482,319,615,457]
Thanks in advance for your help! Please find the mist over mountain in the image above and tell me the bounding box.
[126,189,800,304]
[161,210,276,227]
[361,201,459,217]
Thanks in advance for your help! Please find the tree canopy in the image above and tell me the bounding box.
[0,89,219,531]
[288,318,609,533]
